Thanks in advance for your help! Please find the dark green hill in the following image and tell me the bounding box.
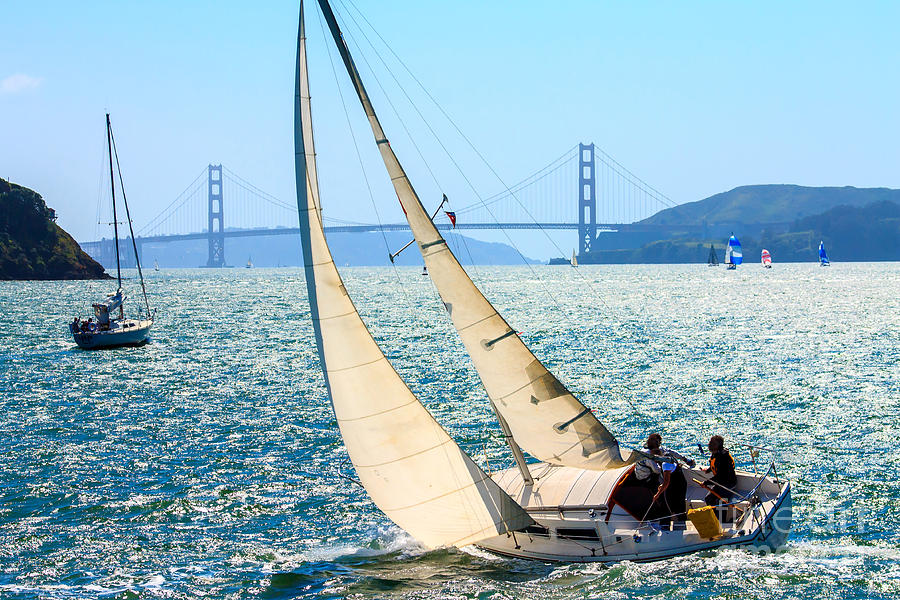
[0,179,109,280]
[642,184,900,226]
[583,199,900,264]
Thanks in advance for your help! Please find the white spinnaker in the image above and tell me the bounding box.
[294,1,532,549]
[316,0,631,471]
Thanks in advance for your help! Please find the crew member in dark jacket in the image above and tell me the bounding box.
[703,435,737,507]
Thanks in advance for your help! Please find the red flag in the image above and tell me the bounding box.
[445,211,457,228]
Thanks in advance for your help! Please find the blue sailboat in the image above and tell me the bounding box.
[819,241,830,266]
[724,234,742,270]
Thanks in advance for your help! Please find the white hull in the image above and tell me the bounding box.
[71,319,152,349]
[475,463,791,562]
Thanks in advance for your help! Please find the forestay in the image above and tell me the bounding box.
[315,0,632,471]
[293,1,532,549]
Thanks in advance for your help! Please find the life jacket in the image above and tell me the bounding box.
[710,449,737,488]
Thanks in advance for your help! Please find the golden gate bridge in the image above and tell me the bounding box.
[81,142,700,267]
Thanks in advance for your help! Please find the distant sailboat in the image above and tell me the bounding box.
[724,234,742,270]
[818,241,830,266]
[294,0,790,562]
[571,249,578,267]
[154,259,160,272]
[707,244,718,267]
[246,256,253,269]
[761,249,772,268]
[70,114,153,349]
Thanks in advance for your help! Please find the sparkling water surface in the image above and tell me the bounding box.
[1,263,898,599]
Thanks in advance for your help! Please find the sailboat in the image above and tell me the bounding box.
[724,234,742,270]
[70,114,153,350]
[818,241,830,266]
[571,249,578,267]
[295,0,790,561]
[761,249,772,268]
[707,244,718,267]
[154,259,160,272]
[246,256,253,269]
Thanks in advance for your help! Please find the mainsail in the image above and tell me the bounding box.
[315,0,631,471]
[293,1,532,549]
[708,244,718,266]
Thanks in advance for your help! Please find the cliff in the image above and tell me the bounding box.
[0,179,109,280]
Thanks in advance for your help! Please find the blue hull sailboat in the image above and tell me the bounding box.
[819,241,830,266]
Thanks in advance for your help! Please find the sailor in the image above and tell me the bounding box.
[71,317,80,332]
[703,435,738,508]
[638,433,695,524]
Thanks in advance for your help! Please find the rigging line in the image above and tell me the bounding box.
[339,0,570,317]
[333,1,483,280]
[338,0,668,323]
[315,3,414,309]
[335,0,441,193]
[137,167,207,235]
[337,2,665,431]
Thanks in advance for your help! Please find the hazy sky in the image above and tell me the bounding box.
[2,1,898,258]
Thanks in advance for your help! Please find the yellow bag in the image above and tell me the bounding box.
[688,505,723,539]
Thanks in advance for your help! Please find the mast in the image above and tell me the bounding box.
[105,113,122,290]
[109,122,152,319]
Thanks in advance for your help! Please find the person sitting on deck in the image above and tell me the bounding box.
[71,317,80,332]
[703,435,738,510]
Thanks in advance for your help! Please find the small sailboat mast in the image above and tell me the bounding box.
[108,114,152,319]
[105,114,123,296]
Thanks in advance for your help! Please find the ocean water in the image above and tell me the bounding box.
[1,263,898,599]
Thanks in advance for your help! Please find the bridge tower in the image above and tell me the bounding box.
[206,164,225,267]
[578,143,596,256]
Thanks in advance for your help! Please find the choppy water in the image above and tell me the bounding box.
[1,263,898,599]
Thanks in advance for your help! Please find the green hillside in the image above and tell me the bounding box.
[642,184,900,226]
[582,200,900,264]
[0,179,109,280]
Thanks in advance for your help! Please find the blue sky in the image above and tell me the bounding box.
[2,1,898,258]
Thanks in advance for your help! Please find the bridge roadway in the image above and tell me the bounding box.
[82,221,711,249]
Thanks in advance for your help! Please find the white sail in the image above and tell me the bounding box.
[315,0,631,471]
[294,1,532,549]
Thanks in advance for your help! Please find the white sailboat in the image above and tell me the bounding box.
[571,249,578,267]
[295,0,790,561]
[70,114,153,350]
